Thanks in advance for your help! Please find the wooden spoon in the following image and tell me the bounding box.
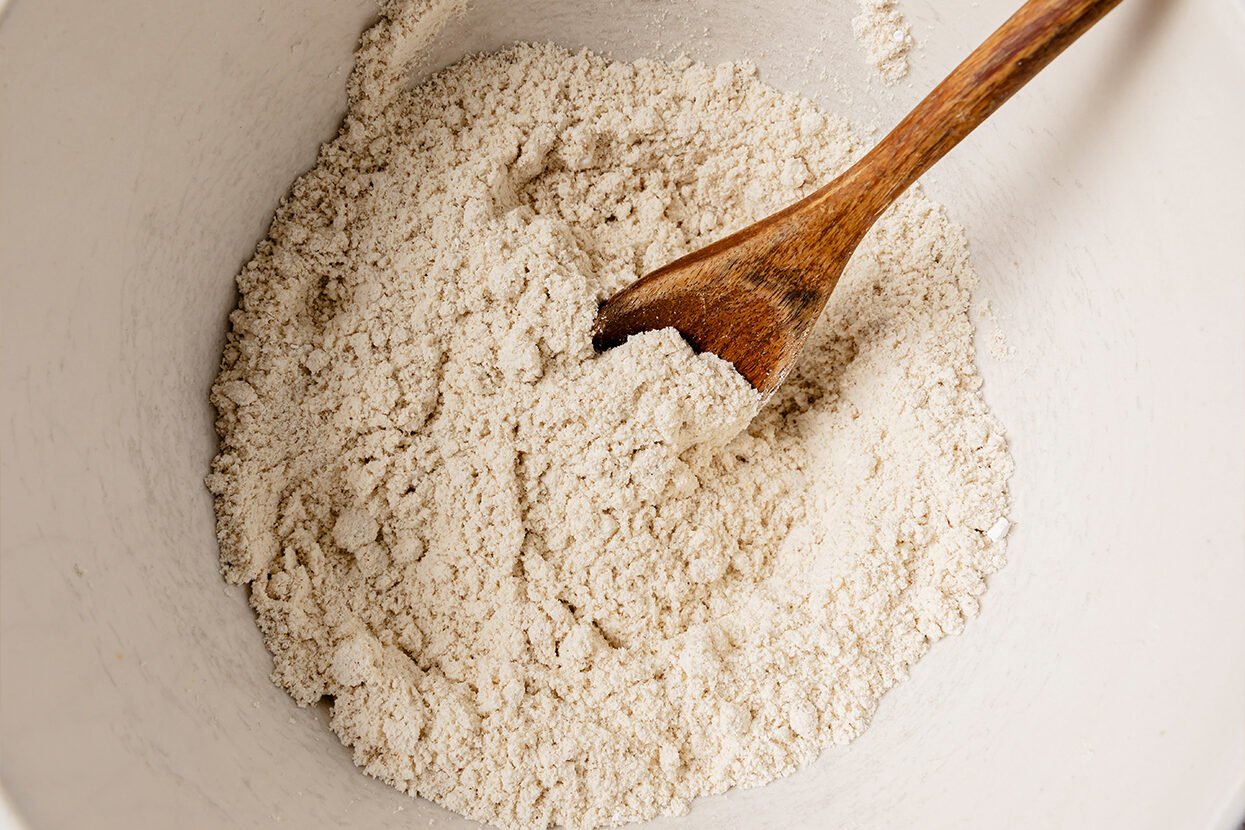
[592,0,1122,397]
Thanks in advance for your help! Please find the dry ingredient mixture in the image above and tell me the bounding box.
[208,2,1012,828]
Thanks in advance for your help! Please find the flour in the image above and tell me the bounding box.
[853,0,915,84]
[208,4,1012,829]
[976,298,1017,360]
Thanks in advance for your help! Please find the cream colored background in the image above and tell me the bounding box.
[2,0,1243,827]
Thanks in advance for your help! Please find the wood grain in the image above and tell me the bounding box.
[592,0,1123,397]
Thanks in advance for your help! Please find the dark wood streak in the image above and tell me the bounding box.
[592,0,1123,397]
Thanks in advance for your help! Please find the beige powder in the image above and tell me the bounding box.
[208,4,1012,829]
[853,0,915,84]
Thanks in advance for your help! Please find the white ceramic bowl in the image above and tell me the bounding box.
[2,1,1243,828]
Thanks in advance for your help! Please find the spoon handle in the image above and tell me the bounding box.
[820,0,1123,224]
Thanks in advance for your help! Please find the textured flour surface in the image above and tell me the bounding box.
[209,5,1012,829]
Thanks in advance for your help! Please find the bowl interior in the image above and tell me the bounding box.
[1,0,1243,827]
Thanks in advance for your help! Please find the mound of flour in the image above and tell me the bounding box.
[208,5,1012,829]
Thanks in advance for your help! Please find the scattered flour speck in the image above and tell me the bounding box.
[853,0,915,84]
[976,298,1018,360]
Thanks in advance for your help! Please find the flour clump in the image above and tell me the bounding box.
[208,5,1013,829]
[853,0,915,83]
